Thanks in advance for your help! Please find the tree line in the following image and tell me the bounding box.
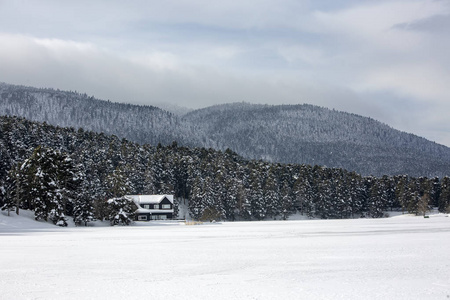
[3,82,450,177]
[1,115,450,226]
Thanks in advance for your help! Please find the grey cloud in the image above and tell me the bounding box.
[0,1,449,147]
[396,13,450,33]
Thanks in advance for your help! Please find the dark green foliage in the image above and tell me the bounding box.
[2,83,450,178]
[11,146,81,226]
[1,167,20,215]
[107,197,137,226]
[0,179,11,214]
[200,206,221,221]
[106,166,132,198]
[72,183,96,226]
[0,115,449,225]
[438,177,450,213]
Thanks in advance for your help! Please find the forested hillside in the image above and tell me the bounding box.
[0,82,201,147]
[184,103,450,177]
[1,82,450,177]
[1,116,450,225]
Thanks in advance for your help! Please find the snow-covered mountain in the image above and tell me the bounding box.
[183,103,450,177]
[1,82,450,177]
[0,82,201,148]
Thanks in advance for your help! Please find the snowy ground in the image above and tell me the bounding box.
[1,211,449,300]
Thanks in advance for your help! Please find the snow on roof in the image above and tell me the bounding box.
[136,208,173,214]
[125,195,174,205]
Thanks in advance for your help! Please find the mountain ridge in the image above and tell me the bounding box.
[182,102,450,176]
[1,82,449,177]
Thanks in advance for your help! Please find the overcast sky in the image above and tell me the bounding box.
[0,0,449,146]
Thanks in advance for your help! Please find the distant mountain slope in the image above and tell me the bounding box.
[0,82,200,147]
[183,103,450,177]
[1,82,449,177]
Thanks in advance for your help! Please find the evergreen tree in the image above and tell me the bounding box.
[1,113,449,225]
[249,168,266,220]
[55,153,82,217]
[72,182,96,226]
[19,146,62,223]
[265,169,281,219]
[405,179,421,215]
[107,197,137,226]
[280,182,294,220]
[222,177,239,221]
[367,179,385,218]
[106,166,132,198]
[438,177,450,213]
[1,166,21,215]
[143,162,157,194]
[429,177,441,208]
[0,179,9,214]
[189,177,205,220]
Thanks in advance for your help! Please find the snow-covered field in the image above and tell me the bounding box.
[1,212,449,300]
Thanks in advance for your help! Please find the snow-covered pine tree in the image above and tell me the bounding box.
[201,176,219,220]
[367,178,385,218]
[221,177,239,221]
[106,165,132,198]
[293,170,314,218]
[280,181,294,220]
[11,146,78,226]
[107,197,136,226]
[188,177,205,220]
[72,194,96,226]
[22,146,64,223]
[0,179,7,213]
[56,153,82,217]
[143,163,157,194]
[249,170,266,220]
[429,177,441,208]
[394,175,409,214]
[380,175,397,212]
[438,177,450,213]
[72,178,96,226]
[405,179,421,215]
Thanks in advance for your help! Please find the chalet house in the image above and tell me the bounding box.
[125,195,174,221]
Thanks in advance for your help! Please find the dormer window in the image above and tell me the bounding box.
[153,204,159,209]
[162,204,171,209]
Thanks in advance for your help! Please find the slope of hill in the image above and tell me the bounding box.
[1,82,449,177]
[183,103,450,177]
[0,82,201,147]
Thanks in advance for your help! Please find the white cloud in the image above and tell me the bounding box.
[312,0,446,35]
[0,1,450,146]
[277,45,326,66]
[305,1,450,107]
[362,62,450,102]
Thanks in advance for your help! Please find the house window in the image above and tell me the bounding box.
[153,204,159,209]
[138,215,147,221]
[160,215,167,220]
[162,204,171,209]
[143,204,150,209]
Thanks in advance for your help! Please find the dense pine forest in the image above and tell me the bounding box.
[1,116,449,226]
[184,103,450,177]
[2,82,450,177]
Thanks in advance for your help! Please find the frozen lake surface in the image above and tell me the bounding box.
[1,212,449,299]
